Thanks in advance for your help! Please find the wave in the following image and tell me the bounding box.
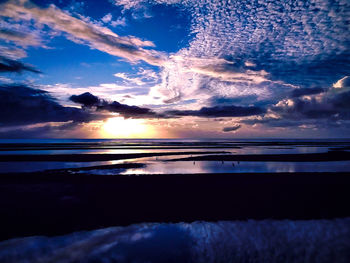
[0,218,349,262]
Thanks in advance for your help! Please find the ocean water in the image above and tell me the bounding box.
[0,138,350,174]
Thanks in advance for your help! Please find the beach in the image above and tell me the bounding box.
[1,171,350,240]
[0,139,349,262]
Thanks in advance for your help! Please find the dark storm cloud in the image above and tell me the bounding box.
[222,125,241,132]
[70,92,100,107]
[342,77,350,88]
[241,117,320,127]
[242,86,350,129]
[70,92,165,118]
[70,92,265,119]
[99,101,157,117]
[0,57,41,74]
[166,105,266,118]
[241,117,350,130]
[332,91,350,110]
[271,94,350,120]
[0,122,80,139]
[0,85,98,126]
[290,87,325,98]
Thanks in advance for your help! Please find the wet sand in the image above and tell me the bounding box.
[171,150,350,162]
[1,140,349,151]
[0,171,349,241]
[0,151,226,162]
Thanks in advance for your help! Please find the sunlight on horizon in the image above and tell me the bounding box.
[101,117,157,138]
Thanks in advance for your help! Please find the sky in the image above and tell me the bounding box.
[0,0,349,138]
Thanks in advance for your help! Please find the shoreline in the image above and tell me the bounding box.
[1,151,350,163]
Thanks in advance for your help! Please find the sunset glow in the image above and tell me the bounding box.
[0,0,349,139]
[101,117,154,138]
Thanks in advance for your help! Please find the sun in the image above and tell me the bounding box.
[101,117,154,138]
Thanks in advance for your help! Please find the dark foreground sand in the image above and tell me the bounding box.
[0,171,349,241]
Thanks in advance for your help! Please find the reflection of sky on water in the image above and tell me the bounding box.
[0,139,350,173]
[1,158,350,174]
[1,218,349,263]
[0,146,334,155]
[121,161,350,175]
[0,161,116,173]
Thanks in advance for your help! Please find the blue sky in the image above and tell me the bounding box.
[0,0,350,138]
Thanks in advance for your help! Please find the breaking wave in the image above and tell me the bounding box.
[0,218,349,262]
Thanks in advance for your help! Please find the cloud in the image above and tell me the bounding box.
[113,68,159,88]
[98,101,159,118]
[0,27,41,47]
[111,0,146,10]
[0,46,27,59]
[70,92,100,107]
[148,0,350,105]
[0,122,81,139]
[222,124,241,132]
[208,95,260,106]
[177,56,270,84]
[111,17,127,27]
[69,92,165,118]
[333,76,350,89]
[69,92,265,119]
[0,56,41,73]
[101,13,112,23]
[101,13,127,27]
[0,0,166,66]
[290,87,326,98]
[332,90,350,110]
[0,85,101,126]
[242,83,350,130]
[153,55,277,104]
[166,105,266,118]
[272,95,346,120]
[2,0,349,137]
[111,0,155,19]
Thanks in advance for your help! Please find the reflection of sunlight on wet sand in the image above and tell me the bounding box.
[120,160,350,175]
[121,160,209,174]
[101,117,157,138]
[90,149,149,155]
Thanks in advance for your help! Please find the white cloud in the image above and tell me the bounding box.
[114,68,159,86]
[147,0,350,104]
[101,13,112,23]
[0,46,27,59]
[0,0,166,65]
[111,17,127,27]
[333,76,350,89]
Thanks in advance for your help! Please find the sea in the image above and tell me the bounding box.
[0,138,350,174]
